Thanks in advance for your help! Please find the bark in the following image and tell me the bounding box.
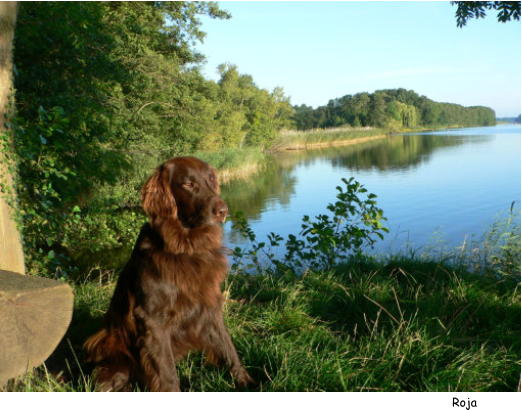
[0,1,25,274]
[0,3,74,385]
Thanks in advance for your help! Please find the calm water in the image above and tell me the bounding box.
[221,124,521,256]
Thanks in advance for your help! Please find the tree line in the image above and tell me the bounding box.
[293,89,496,132]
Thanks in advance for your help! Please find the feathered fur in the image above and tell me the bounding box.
[84,156,253,392]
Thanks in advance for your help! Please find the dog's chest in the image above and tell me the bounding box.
[150,249,228,308]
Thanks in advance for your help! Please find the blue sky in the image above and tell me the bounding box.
[196,1,521,117]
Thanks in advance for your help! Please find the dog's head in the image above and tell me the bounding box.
[141,156,228,228]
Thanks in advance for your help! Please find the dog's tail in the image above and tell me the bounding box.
[84,328,134,392]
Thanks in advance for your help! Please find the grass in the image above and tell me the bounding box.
[3,247,519,392]
[186,128,389,183]
[195,129,388,182]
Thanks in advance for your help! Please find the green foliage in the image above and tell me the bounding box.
[232,178,389,274]
[13,1,238,168]
[210,64,293,149]
[8,107,79,278]
[451,1,521,27]
[285,178,388,270]
[3,102,150,279]
[9,1,295,277]
[293,88,496,132]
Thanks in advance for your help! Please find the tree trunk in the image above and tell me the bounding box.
[0,1,25,274]
[0,2,74,385]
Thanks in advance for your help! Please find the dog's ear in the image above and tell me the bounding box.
[141,163,177,223]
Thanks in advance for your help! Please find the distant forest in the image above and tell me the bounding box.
[293,89,496,132]
[497,115,522,124]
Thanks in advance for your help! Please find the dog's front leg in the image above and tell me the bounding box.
[204,313,255,387]
[137,317,181,392]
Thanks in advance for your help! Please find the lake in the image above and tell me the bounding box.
[221,124,521,257]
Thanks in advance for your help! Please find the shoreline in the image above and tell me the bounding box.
[276,133,387,151]
[217,128,389,181]
[215,124,495,182]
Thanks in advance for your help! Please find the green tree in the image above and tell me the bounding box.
[214,63,249,147]
[11,1,231,276]
[215,63,293,148]
[288,88,494,131]
[352,92,371,126]
[369,91,388,128]
[293,104,316,130]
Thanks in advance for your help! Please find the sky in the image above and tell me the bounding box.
[195,1,521,117]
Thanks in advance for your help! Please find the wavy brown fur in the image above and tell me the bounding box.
[84,157,253,391]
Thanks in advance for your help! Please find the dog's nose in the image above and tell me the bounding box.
[213,200,228,223]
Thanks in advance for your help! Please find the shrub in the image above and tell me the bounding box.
[232,177,388,274]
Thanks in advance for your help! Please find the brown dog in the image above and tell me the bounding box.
[84,156,253,391]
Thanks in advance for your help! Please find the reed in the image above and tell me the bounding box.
[274,127,387,150]
[194,147,266,184]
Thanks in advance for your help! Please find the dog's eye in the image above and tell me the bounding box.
[183,182,195,189]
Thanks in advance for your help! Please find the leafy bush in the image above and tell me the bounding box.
[5,107,79,278]
[231,177,389,274]
[3,107,141,279]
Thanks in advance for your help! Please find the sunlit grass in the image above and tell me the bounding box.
[4,231,519,392]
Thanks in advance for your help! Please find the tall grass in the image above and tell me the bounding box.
[274,127,387,150]
[420,206,521,281]
[194,147,266,183]
[4,227,519,391]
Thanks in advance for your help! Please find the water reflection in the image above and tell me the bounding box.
[221,132,493,220]
[222,125,521,258]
